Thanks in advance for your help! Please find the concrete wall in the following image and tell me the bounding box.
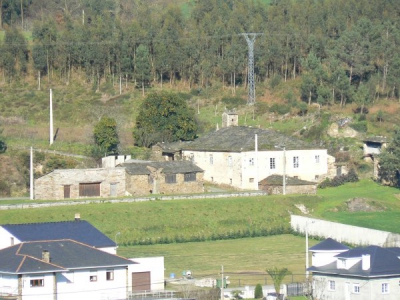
[183,149,328,190]
[126,173,204,196]
[313,274,400,300]
[35,168,126,200]
[291,215,400,247]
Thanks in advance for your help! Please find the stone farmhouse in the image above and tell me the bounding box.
[308,238,400,300]
[119,160,204,196]
[34,160,204,200]
[151,111,338,191]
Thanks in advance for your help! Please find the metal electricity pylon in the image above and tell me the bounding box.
[241,33,263,105]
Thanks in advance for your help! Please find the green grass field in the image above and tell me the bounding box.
[119,235,318,287]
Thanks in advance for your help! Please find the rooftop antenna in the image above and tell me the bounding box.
[241,33,263,105]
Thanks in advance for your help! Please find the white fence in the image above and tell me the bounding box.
[291,215,400,247]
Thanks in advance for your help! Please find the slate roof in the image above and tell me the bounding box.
[2,220,116,248]
[180,126,316,152]
[121,160,204,175]
[154,142,183,154]
[259,175,317,186]
[309,238,350,252]
[309,245,400,278]
[0,240,135,275]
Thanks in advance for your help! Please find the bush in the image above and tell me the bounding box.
[255,102,269,116]
[221,96,246,109]
[319,169,359,188]
[254,284,263,299]
[269,74,282,89]
[349,121,367,133]
[269,103,291,115]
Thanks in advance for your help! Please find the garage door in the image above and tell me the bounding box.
[132,271,151,292]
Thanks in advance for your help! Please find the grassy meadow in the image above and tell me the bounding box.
[119,235,318,287]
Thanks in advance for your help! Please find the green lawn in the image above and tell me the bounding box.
[119,234,318,287]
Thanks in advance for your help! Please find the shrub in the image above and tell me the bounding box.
[269,74,282,89]
[349,121,367,133]
[254,284,263,299]
[269,103,291,115]
[221,96,246,109]
[319,169,359,188]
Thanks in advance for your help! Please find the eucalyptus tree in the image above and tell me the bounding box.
[0,28,28,82]
[134,44,151,96]
[32,19,58,79]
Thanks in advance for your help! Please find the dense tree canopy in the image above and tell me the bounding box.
[0,0,400,104]
[378,130,400,187]
[93,116,119,155]
[133,92,198,147]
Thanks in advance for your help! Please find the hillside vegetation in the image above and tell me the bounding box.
[1,0,400,195]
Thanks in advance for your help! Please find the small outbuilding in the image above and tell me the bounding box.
[120,160,204,196]
[258,175,317,195]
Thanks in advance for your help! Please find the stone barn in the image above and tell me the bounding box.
[35,168,126,200]
[258,175,317,195]
[120,160,204,196]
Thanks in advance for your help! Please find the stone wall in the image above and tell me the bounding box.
[35,168,126,200]
[291,215,400,247]
[126,172,204,196]
[260,185,316,195]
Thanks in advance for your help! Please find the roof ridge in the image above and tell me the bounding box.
[2,220,87,226]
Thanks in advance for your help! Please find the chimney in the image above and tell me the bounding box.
[362,254,370,270]
[42,250,50,263]
[75,213,81,221]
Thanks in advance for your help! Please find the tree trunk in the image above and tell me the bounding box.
[308,90,312,105]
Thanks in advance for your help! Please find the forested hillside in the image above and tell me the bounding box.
[1,0,400,196]
[1,0,399,104]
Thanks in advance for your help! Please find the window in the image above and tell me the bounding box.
[270,158,276,169]
[249,178,254,183]
[90,271,98,282]
[227,156,232,167]
[165,174,177,184]
[106,270,114,281]
[328,280,335,291]
[353,283,360,294]
[315,155,320,163]
[184,173,196,182]
[382,283,389,294]
[249,158,255,166]
[229,178,232,185]
[30,279,44,287]
[79,182,100,197]
[209,154,213,165]
[10,237,14,246]
[293,156,299,168]
[189,153,194,162]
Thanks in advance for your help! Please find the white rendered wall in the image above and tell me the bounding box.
[21,273,55,300]
[57,268,128,300]
[129,256,165,291]
[291,215,400,247]
[183,149,328,190]
[0,274,18,296]
[0,227,21,250]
